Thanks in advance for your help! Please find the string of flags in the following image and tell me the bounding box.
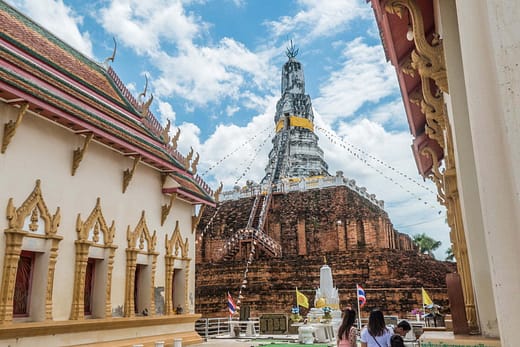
[316,125,436,194]
[200,125,273,177]
[316,125,442,214]
[232,132,272,187]
[197,129,273,243]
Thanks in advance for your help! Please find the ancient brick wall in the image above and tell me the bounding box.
[196,186,416,263]
[196,249,456,318]
[195,185,453,318]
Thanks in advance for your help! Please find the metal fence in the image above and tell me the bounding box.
[195,317,260,339]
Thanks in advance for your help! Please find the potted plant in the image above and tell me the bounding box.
[321,306,332,323]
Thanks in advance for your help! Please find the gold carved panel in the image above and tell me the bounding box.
[164,221,191,315]
[124,211,158,317]
[70,198,117,320]
[0,180,62,322]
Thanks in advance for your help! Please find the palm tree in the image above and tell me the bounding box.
[412,233,442,259]
[445,247,455,261]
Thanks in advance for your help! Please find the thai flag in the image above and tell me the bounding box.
[357,284,366,307]
[227,292,236,316]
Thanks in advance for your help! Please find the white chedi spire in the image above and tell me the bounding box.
[314,262,339,309]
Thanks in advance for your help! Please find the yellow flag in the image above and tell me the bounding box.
[422,287,433,306]
[296,288,309,308]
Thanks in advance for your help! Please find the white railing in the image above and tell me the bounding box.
[220,173,384,209]
[195,317,260,339]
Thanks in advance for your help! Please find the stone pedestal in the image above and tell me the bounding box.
[298,325,315,344]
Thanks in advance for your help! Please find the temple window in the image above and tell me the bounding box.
[124,211,158,317]
[84,258,95,316]
[13,251,35,317]
[0,180,62,323]
[165,221,190,315]
[172,268,185,313]
[71,198,117,320]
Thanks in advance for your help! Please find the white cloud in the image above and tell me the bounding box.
[98,1,277,107]
[226,105,240,117]
[99,0,200,54]
[266,0,371,41]
[8,0,94,57]
[151,38,276,105]
[157,100,177,124]
[314,38,399,124]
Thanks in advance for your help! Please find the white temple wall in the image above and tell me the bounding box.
[439,0,520,344]
[0,101,195,320]
[437,0,498,338]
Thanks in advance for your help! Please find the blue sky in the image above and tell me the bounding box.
[7,0,450,259]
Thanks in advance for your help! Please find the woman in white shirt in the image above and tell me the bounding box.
[360,309,393,347]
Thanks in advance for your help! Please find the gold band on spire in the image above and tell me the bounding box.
[275,115,314,133]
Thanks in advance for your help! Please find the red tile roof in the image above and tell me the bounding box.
[0,1,214,205]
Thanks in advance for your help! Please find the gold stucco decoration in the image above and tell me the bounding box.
[214,182,224,203]
[71,132,93,176]
[385,0,448,93]
[161,119,171,145]
[184,147,194,171]
[190,152,200,174]
[122,155,141,193]
[388,0,478,332]
[70,197,117,320]
[124,211,158,317]
[164,221,190,315]
[192,205,206,234]
[1,102,29,154]
[171,128,181,151]
[0,180,62,322]
[161,193,177,226]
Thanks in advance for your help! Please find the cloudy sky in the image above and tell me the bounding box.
[7,0,450,258]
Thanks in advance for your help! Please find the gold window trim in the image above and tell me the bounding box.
[124,211,158,317]
[164,221,190,315]
[70,198,117,320]
[0,180,62,322]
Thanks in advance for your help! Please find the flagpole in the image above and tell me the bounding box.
[296,287,299,311]
[356,284,362,330]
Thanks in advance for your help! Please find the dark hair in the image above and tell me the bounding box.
[337,308,356,340]
[390,334,405,347]
[397,320,411,332]
[367,309,388,336]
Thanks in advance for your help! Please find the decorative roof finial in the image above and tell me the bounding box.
[103,37,117,67]
[286,39,299,59]
[138,74,149,102]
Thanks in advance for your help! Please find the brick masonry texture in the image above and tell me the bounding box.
[195,185,455,318]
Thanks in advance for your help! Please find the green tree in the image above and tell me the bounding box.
[445,247,455,261]
[412,233,442,259]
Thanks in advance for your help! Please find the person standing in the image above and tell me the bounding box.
[360,309,393,347]
[393,320,411,337]
[337,308,357,347]
[389,320,411,347]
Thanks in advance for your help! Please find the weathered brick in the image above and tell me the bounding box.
[196,186,454,318]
